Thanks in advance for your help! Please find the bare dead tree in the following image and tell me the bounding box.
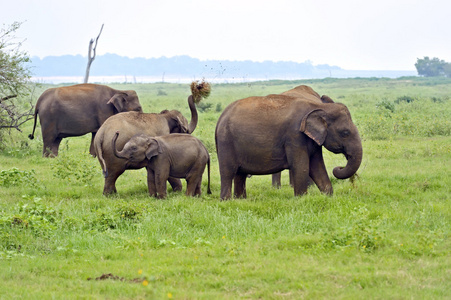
[84,24,104,83]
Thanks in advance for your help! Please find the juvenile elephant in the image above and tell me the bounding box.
[112,132,211,198]
[94,81,210,195]
[28,83,142,157]
[215,85,362,200]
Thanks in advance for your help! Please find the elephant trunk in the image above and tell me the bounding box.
[112,131,128,160]
[332,141,363,179]
[187,95,198,134]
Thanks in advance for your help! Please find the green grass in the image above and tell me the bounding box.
[0,78,450,299]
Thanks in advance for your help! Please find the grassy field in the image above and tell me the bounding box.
[0,77,450,299]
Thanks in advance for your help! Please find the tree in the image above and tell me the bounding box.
[0,22,34,141]
[84,24,104,83]
[415,56,451,77]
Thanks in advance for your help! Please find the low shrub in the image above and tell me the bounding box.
[50,152,98,185]
[0,167,37,188]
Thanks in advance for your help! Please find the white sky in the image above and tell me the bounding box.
[2,0,450,70]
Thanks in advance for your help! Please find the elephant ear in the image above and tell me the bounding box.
[107,93,127,112]
[300,109,328,146]
[145,138,163,160]
[173,115,189,133]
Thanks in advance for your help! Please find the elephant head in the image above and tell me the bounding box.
[158,94,198,134]
[107,91,142,113]
[112,131,158,162]
[300,102,362,179]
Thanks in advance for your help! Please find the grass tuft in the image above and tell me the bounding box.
[190,79,211,103]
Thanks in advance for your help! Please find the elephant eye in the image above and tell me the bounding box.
[340,130,350,138]
[131,146,138,151]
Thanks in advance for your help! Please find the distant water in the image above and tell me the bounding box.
[31,76,277,84]
[32,71,417,84]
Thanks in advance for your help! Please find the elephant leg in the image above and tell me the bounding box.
[220,174,233,200]
[272,170,294,188]
[286,149,311,196]
[309,151,333,195]
[289,153,311,196]
[89,132,96,157]
[218,159,237,200]
[155,176,168,199]
[49,137,62,157]
[233,173,247,198]
[43,135,62,157]
[155,165,170,199]
[103,170,123,195]
[186,172,203,197]
[146,167,157,197]
[291,168,310,196]
[185,179,196,197]
[43,145,53,158]
[272,172,282,188]
[194,179,202,196]
[168,177,182,192]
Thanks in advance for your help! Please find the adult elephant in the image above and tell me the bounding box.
[94,81,210,195]
[215,85,362,200]
[28,83,142,157]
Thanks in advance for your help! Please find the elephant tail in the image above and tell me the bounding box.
[28,108,38,140]
[206,156,211,195]
[95,134,108,178]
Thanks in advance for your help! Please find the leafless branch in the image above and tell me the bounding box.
[84,24,104,83]
[0,91,34,133]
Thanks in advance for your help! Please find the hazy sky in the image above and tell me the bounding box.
[2,0,450,70]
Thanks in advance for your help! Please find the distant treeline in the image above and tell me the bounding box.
[29,54,417,79]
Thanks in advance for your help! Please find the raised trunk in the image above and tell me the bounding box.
[332,143,363,179]
[187,95,198,134]
[112,131,128,159]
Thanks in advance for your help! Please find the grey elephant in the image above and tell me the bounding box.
[215,85,362,200]
[112,132,211,198]
[94,81,210,195]
[28,83,142,157]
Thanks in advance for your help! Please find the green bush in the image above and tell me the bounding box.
[0,167,37,187]
[395,95,415,104]
[376,99,395,113]
[197,101,213,112]
[50,152,98,185]
[0,196,59,243]
[157,89,167,96]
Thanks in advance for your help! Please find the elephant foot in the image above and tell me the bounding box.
[171,186,182,192]
[156,193,167,199]
[103,186,117,196]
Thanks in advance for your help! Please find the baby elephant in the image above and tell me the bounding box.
[112,132,211,198]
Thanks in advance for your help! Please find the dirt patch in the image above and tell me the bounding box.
[87,273,143,283]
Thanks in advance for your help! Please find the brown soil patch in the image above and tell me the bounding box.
[87,273,143,283]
